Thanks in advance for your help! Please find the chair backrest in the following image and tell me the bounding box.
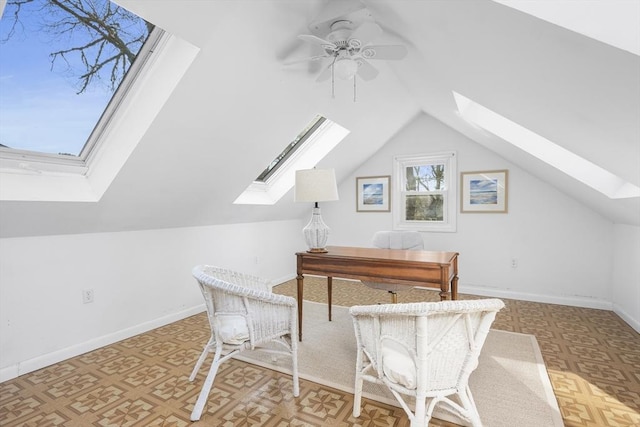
[193,265,272,317]
[350,299,504,394]
[372,231,424,251]
[192,265,295,346]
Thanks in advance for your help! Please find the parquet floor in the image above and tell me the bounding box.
[1,277,638,426]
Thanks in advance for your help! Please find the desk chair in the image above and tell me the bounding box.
[362,231,424,303]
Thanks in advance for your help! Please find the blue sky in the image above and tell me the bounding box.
[0,0,142,156]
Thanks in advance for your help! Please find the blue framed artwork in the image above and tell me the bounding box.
[356,175,390,212]
[460,170,508,213]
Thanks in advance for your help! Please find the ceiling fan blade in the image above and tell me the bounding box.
[283,54,331,66]
[361,44,408,61]
[316,63,334,82]
[298,34,337,50]
[347,22,383,48]
[355,59,379,81]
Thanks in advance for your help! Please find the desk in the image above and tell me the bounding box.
[295,246,459,341]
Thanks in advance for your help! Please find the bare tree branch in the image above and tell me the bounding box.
[1,0,35,42]
[2,0,151,94]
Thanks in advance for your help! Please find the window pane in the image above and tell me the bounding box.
[0,0,152,157]
[255,116,326,182]
[405,164,446,191]
[405,194,444,221]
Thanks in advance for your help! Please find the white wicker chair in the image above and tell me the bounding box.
[189,265,299,421]
[362,231,424,303]
[350,298,505,427]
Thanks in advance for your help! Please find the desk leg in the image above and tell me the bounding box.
[451,254,459,300]
[327,277,332,321]
[451,274,459,300]
[296,273,303,341]
[439,267,449,301]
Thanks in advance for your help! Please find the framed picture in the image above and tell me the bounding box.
[460,170,508,213]
[356,175,391,212]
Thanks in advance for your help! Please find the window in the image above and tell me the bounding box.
[393,152,457,232]
[0,0,157,172]
[255,116,326,183]
[453,91,640,199]
[234,115,349,205]
[0,2,200,202]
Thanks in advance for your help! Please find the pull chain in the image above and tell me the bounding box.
[331,56,337,99]
[353,75,357,102]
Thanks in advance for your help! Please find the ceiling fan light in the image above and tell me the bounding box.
[334,57,358,80]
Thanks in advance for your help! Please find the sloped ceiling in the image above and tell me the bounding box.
[0,0,638,238]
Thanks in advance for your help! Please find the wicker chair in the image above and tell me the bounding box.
[362,231,424,303]
[189,265,299,421]
[350,298,505,427]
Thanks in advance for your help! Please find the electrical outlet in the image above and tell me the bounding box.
[82,289,94,304]
[511,258,518,268]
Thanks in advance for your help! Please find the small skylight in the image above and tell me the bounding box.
[255,116,326,183]
[453,92,640,199]
[234,115,349,205]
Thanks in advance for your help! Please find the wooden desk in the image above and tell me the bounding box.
[295,246,459,341]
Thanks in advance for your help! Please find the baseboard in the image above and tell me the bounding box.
[271,273,297,287]
[279,276,640,330]
[0,304,206,383]
[458,284,613,310]
[613,304,640,334]
[295,276,614,311]
[6,279,631,383]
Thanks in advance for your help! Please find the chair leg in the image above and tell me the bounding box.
[412,394,427,427]
[189,338,213,381]
[353,372,364,417]
[353,349,364,417]
[190,347,223,421]
[291,340,299,397]
[458,385,482,427]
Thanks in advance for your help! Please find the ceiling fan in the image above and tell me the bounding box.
[287,19,408,97]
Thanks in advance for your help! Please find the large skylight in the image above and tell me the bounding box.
[454,92,640,200]
[0,0,154,165]
[0,1,201,202]
[234,115,349,205]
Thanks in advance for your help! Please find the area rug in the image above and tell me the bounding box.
[235,300,564,427]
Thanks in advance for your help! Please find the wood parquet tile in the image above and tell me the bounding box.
[1,277,638,426]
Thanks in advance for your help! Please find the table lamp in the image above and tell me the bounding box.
[295,168,339,253]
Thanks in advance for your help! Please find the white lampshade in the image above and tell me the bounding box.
[295,169,339,203]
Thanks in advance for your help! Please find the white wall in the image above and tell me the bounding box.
[323,113,616,308]
[612,224,640,332]
[0,219,303,381]
[2,113,637,383]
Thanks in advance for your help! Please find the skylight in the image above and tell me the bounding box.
[453,92,640,199]
[0,2,201,202]
[0,0,153,164]
[255,116,326,183]
[234,115,349,205]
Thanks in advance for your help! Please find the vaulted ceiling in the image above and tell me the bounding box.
[1,0,638,238]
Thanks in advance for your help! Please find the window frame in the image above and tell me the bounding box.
[392,151,457,232]
[234,115,349,205]
[0,26,165,176]
[1,30,201,202]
